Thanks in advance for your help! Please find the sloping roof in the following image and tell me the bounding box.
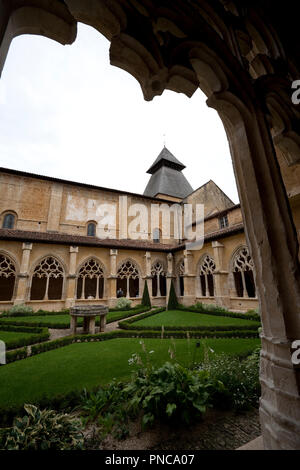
[146,147,186,174]
[144,147,193,199]
[0,223,245,252]
[0,229,176,252]
[143,165,193,199]
[0,167,173,204]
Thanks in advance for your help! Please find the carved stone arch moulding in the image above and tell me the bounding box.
[0,250,19,275]
[77,258,105,279]
[197,254,216,275]
[117,258,141,279]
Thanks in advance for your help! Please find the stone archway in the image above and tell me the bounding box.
[1,1,300,449]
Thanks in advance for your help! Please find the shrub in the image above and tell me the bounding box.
[124,361,224,427]
[5,304,34,317]
[115,298,132,311]
[141,281,151,308]
[1,404,84,450]
[167,281,178,310]
[200,347,261,411]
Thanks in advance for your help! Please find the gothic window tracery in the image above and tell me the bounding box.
[30,257,64,300]
[199,255,216,297]
[77,258,104,300]
[151,261,166,297]
[0,254,16,301]
[232,247,256,298]
[117,260,140,298]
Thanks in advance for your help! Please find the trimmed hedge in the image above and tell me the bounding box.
[0,306,152,329]
[118,322,260,332]
[5,347,28,364]
[2,327,258,364]
[178,305,261,322]
[118,307,165,328]
[0,326,50,351]
[1,309,70,318]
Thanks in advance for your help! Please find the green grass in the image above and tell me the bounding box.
[0,310,145,329]
[132,310,260,328]
[0,337,260,411]
[0,330,42,349]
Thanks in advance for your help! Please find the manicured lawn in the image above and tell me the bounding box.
[0,330,42,349]
[132,310,260,328]
[0,310,144,328]
[0,338,260,410]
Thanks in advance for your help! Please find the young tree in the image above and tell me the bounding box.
[167,280,178,310]
[142,280,151,307]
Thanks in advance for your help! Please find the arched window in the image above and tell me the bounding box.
[0,254,16,301]
[153,228,161,243]
[199,255,216,297]
[30,257,64,301]
[77,259,104,300]
[177,260,185,297]
[232,247,256,298]
[117,260,140,298]
[2,213,16,229]
[151,261,166,297]
[87,222,96,237]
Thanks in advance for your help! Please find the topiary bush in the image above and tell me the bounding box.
[167,281,178,310]
[115,298,132,311]
[1,404,84,450]
[141,281,151,308]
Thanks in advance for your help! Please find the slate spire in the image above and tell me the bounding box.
[143,147,193,199]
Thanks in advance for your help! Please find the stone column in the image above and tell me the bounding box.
[89,317,96,335]
[144,251,153,297]
[207,92,300,450]
[65,246,78,309]
[14,242,33,305]
[107,249,118,308]
[212,241,230,308]
[182,250,196,306]
[100,314,106,332]
[70,315,77,335]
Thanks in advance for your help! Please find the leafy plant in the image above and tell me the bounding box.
[167,281,178,310]
[124,361,223,427]
[141,281,151,307]
[201,347,261,411]
[6,304,34,317]
[2,404,84,450]
[115,298,132,310]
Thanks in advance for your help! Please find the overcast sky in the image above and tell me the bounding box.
[0,23,239,204]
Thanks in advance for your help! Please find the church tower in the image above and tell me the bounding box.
[143,147,193,201]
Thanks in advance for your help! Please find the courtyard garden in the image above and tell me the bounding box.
[0,298,262,450]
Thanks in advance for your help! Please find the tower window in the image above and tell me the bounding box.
[2,213,16,229]
[219,214,229,229]
[87,222,96,237]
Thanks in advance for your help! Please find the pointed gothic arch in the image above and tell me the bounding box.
[116,258,141,298]
[0,252,17,301]
[230,246,256,299]
[30,256,65,301]
[197,254,216,297]
[151,259,167,297]
[76,257,105,300]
